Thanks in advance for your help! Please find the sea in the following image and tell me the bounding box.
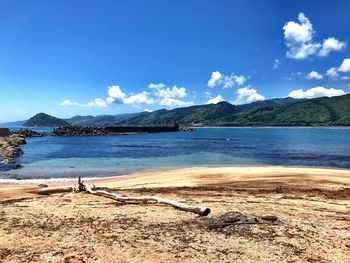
[1,127,350,181]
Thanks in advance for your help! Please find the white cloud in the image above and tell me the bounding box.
[206,95,223,104]
[60,98,107,108]
[207,71,246,88]
[307,71,323,80]
[283,13,345,59]
[148,83,187,98]
[147,83,193,107]
[106,86,155,106]
[107,85,126,104]
[341,76,349,80]
[61,82,194,109]
[88,98,107,107]
[232,75,246,86]
[288,86,345,99]
[319,37,346,57]
[338,58,350,72]
[273,59,281,69]
[233,87,265,105]
[158,86,187,98]
[283,13,320,59]
[207,71,222,88]
[148,83,166,89]
[60,99,74,106]
[123,91,156,105]
[159,98,193,107]
[326,67,339,80]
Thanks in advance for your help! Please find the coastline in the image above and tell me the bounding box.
[1,165,350,200]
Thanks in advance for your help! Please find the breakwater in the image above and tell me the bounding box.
[16,125,192,137]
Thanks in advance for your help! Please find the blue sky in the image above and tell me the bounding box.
[1,0,350,122]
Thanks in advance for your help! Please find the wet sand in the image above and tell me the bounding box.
[0,166,349,262]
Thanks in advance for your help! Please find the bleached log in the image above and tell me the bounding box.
[30,176,211,216]
[79,182,210,216]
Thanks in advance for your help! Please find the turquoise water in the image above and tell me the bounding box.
[1,128,350,180]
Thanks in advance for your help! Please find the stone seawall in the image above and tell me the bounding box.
[17,125,192,137]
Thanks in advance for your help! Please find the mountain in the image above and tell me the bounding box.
[225,93,350,126]
[65,113,146,126]
[118,97,301,126]
[0,120,26,127]
[118,94,350,126]
[23,113,70,127]
[7,94,350,128]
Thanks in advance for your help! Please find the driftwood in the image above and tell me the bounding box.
[30,177,211,216]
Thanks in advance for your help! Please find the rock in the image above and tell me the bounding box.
[17,129,44,137]
[275,186,284,193]
[179,126,193,132]
[0,134,26,165]
[204,211,278,234]
[0,128,11,137]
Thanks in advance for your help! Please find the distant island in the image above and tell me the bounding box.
[2,94,350,127]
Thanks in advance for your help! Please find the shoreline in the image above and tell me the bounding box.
[1,165,350,201]
[1,164,350,185]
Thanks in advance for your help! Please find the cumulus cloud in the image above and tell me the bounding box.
[88,98,107,107]
[319,38,346,57]
[107,85,126,104]
[148,83,187,98]
[207,71,246,88]
[273,59,281,69]
[283,13,320,59]
[60,98,107,108]
[307,71,323,80]
[288,86,345,99]
[283,13,345,59]
[326,67,339,80]
[61,82,194,110]
[123,92,156,105]
[233,87,265,105]
[159,98,193,107]
[338,58,350,72]
[207,71,222,87]
[60,99,74,106]
[106,85,155,106]
[147,83,192,107]
[206,95,223,104]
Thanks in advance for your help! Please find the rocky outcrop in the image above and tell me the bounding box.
[17,128,45,137]
[178,126,193,132]
[0,134,26,167]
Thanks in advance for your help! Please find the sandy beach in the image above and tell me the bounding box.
[1,166,350,262]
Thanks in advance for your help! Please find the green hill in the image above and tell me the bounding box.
[13,94,350,128]
[118,94,350,126]
[227,93,350,126]
[23,113,70,127]
[65,113,146,127]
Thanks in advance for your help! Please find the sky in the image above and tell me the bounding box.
[1,0,350,122]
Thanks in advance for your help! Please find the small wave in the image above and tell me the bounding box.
[0,175,120,184]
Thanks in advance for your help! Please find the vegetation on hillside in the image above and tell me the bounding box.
[23,113,70,127]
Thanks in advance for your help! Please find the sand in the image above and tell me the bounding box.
[0,166,349,262]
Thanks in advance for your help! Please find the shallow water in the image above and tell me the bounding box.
[1,127,350,180]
